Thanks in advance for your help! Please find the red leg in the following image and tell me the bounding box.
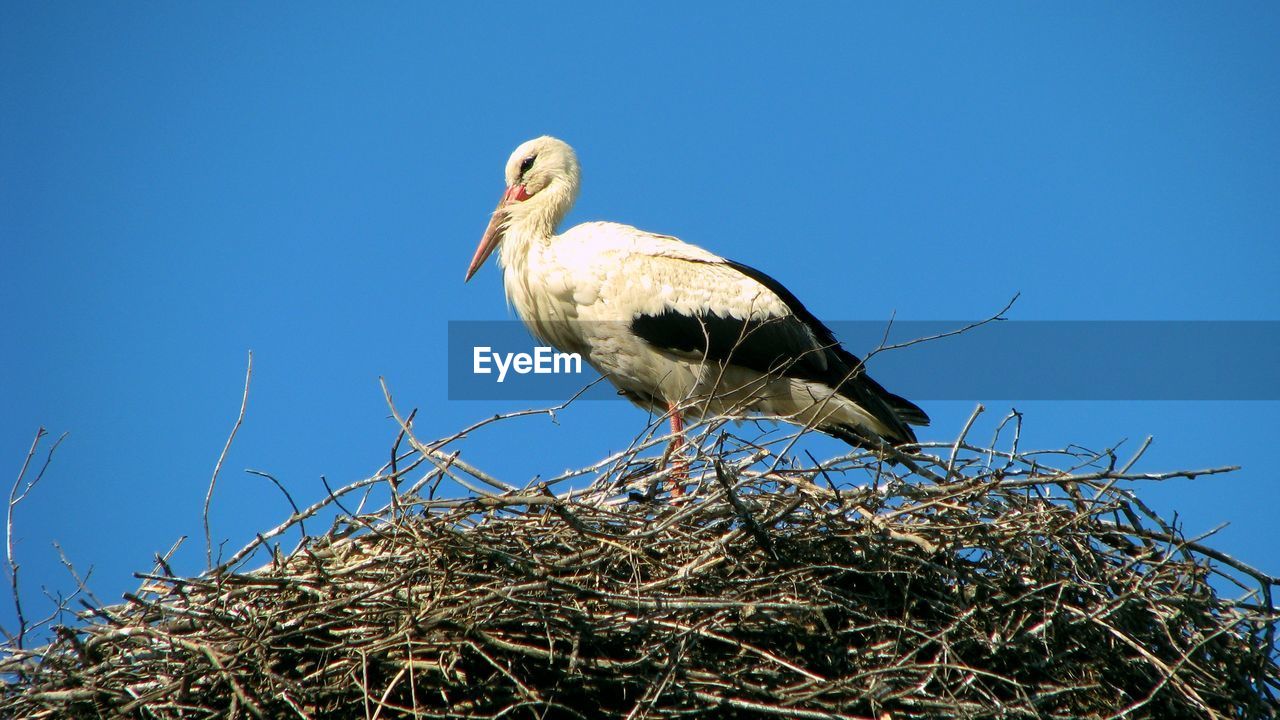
[667,403,687,495]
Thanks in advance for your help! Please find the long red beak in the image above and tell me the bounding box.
[465,185,529,282]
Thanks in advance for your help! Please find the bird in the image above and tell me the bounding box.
[463,136,928,467]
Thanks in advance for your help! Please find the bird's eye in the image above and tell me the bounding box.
[519,155,536,174]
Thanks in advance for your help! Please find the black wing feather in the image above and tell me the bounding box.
[627,258,929,444]
[629,310,833,381]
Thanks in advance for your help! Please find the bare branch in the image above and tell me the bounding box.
[865,292,1021,363]
[6,428,67,648]
[205,350,253,568]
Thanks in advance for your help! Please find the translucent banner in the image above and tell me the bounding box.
[447,320,1280,401]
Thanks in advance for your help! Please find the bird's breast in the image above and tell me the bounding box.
[501,241,599,356]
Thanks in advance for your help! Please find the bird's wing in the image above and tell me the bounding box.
[602,232,928,435]
[718,258,931,429]
[623,255,837,382]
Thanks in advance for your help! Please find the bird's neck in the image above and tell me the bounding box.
[498,183,574,271]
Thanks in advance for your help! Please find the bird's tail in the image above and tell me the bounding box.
[828,372,928,448]
[878,387,930,427]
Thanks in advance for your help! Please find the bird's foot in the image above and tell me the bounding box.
[666,457,689,497]
[658,435,690,496]
[662,404,689,496]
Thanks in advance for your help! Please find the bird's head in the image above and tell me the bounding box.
[465,136,581,282]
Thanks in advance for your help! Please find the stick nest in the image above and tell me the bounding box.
[2,420,1277,719]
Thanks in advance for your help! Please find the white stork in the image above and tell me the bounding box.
[464,136,928,461]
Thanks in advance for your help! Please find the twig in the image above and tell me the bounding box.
[205,350,253,568]
[245,469,305,538]
[864,292,1020,363]
[946,404,984,480]
[51,541,100,610]
[6,428,67,648]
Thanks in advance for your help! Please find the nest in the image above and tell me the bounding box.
[2,414,1278,719]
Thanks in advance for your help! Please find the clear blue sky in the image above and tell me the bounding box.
[2,4,1277,634]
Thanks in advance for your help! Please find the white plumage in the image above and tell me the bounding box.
[465,136,928,450]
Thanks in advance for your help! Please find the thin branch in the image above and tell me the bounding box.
[205,350,253,568]
[946,403,984,480]
[864,292,1021,364]
[245,469,305,538]
[6,428,67,648]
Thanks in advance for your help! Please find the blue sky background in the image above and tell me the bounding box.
[2,4,1277,635]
